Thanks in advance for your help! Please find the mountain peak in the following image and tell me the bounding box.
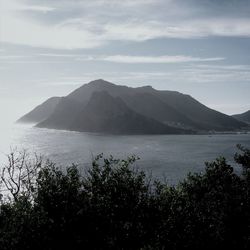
[136,85,154,92]
[139,85,153,89]
[88,79,114,86]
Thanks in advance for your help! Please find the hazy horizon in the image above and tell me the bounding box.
[1,0,250,123]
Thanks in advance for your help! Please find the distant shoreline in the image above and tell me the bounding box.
[15,121,250,136]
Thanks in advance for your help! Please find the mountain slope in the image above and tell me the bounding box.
[155,91,245,131]
[121,92,197,129]
[36,97,82,130]
[232,110,250,124]
[66,79,245,131]
[17,97,61,124]
[69,91,189,134]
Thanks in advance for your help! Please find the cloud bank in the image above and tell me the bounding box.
[1,0,250,49]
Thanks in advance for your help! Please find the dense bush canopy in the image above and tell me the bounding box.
[0,145,250,250]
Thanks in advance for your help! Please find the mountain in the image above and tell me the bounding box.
[155,91,244,131]
[119,92,197,129]
[17,97,61,124]
[232,110,250,124]
[18,79,247,134]
[37,97,82,130]
[67,91,188,134]
[65,79,245,131]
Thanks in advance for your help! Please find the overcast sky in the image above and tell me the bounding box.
[0,0,250,122]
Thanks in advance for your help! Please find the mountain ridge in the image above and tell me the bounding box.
[18,79,247,134]
[17,97,61,124]
[232,110,250,124]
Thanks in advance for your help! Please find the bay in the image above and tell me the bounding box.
[0,123,250,184]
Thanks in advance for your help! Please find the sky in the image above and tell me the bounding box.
[0,0,250,123]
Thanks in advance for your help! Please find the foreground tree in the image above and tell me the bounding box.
[0,146,250,249]
[0,149,42,201]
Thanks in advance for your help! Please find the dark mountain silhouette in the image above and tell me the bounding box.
[37,97,82,130]
[66,79,245,131]
[17,97,61,124]
[232,110,250,124]
[18,79,246,134]
[120,92,197,129]
[68,91,188,134]
[155,91,245,131]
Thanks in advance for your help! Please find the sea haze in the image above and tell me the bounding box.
[1,122,250,184]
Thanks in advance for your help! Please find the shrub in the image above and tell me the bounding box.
[0,146,250,249]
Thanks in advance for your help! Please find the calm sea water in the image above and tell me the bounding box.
[1,123,250,184]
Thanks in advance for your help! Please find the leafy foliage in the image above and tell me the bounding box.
[0,146,250,249]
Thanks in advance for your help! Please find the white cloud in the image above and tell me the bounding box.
[1,0,104,49]
[195,64,250,71]
[19,6,55,13]
[33,62,250,88]
[1,53,224,64]
[0,66,7,71]
[101,18,250,41]
[176,65,250,83]
[1,0,55,13]
[38,53,78,57]
[0,55,32,60]
[84,0,160,7]
[1,15,103,49]
[87,55,224,63]
[1,0,250,49]
[124,69,250,84]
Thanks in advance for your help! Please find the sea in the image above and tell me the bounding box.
[1,122,250,184]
